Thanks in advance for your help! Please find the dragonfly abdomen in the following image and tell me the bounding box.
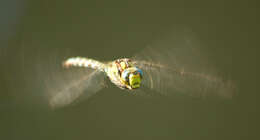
[63,57,105,72]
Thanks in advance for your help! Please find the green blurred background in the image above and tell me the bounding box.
[0,0,258,140]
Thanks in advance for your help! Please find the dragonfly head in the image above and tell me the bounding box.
[121,67,143,89]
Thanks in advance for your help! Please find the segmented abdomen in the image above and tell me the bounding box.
[63,57,105,72]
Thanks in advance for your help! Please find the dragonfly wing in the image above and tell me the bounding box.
[132,46,236,98]
[44,67,106,109]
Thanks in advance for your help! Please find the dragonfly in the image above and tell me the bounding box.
[39,35,239,108]
[45,46,236,109]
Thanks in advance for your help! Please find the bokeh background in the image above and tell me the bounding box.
[0,0,258,140]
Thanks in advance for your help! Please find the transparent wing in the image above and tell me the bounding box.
[44,68,105,109]
[132,41,236,98]
[38,54,106,109]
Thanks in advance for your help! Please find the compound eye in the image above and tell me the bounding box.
[136,69,143,78]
